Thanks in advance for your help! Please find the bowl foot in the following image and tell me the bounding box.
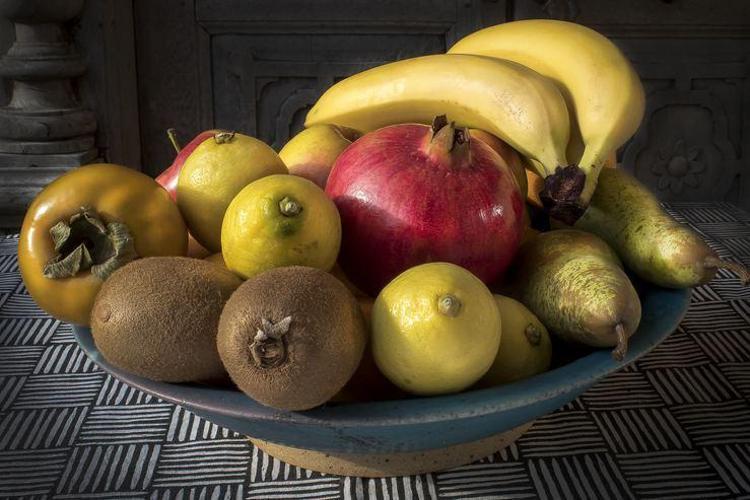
[249,421,533,477]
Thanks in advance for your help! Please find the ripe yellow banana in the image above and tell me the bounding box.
[305,54,570,183]
[450,20,645,221]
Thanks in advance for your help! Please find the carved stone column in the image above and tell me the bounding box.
[0,0,97,228]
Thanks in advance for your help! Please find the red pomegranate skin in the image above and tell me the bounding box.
[326,123,525,296]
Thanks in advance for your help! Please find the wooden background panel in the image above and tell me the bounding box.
[133,0,209,176]
[515,0,750,31]
[196,0,466,24]
[210,33,446,149]
[621,38,749,207]
[133,0,494,176]
[0,16,11,106]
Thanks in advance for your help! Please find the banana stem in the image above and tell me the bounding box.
[705,256,750,286]
[611,323,628,361]
[539,165,586,225]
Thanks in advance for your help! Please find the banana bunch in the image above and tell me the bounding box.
[305,54,570,186]
[449,19,645,220]
[305,19,645,223]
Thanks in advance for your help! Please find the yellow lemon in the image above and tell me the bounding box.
[372,262,501,395]
[177,131,287,252]
[221,174,341,279]
[480,295,552,386]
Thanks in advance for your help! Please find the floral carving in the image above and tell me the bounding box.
[651,139,705,194]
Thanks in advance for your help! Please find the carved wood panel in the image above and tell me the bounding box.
[611,41,748,209]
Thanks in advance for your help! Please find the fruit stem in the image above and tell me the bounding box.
[540,165,586,224]
[214,131,236,144]
[438,294,461,317]
[524,325,542,346]
[332,125,362,143]
[166,128,181,153]
[43,207,138,281]
[611,323,628,361]
[705,256,750,286]
[426,115,471,167]
[250,317,292,369]
[279,196,303,217]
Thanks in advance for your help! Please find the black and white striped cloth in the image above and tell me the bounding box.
[1,202,749,499]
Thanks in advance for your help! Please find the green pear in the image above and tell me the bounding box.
[575,168,749,288]
[509,229,641,360]
[279,125,361,188]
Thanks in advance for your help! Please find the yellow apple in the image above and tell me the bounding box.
[279,125,361,188]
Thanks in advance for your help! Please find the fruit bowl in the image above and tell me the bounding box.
[74,283,690,475]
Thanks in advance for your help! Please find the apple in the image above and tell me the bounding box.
[326,116,525,296]
[279,124,361,188]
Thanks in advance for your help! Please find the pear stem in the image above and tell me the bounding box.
[166,128,181,153]
[438,294,461,317]
[705,256,750,286]
[612,323,628,361]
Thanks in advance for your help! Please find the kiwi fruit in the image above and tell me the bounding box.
[217,266,367,411]
[91,257,242,382]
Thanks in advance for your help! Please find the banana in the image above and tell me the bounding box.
[305,54,570,184]
[450,20,646,222]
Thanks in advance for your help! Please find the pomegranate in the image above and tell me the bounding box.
[326,116,525,296]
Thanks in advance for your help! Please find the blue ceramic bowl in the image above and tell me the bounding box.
[74,285,690,454]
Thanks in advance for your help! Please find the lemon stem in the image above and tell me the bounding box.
[279,196,303,217]
[438,294,461,317]
[214,131,236,144]
[524,325,542,346]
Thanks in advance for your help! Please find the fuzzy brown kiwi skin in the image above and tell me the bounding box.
[91,257,242,382]
[575,168,749,288]
[509,229,641,360]
[217,266,367,411]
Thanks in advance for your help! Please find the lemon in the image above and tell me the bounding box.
[221,175,341,279]
[480,295,552,386]
[372,262,501,395]
[177,132,287,252]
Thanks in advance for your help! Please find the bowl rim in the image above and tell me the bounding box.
[74,286,691,427]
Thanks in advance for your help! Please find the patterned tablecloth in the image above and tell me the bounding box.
[1,202,749,500]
